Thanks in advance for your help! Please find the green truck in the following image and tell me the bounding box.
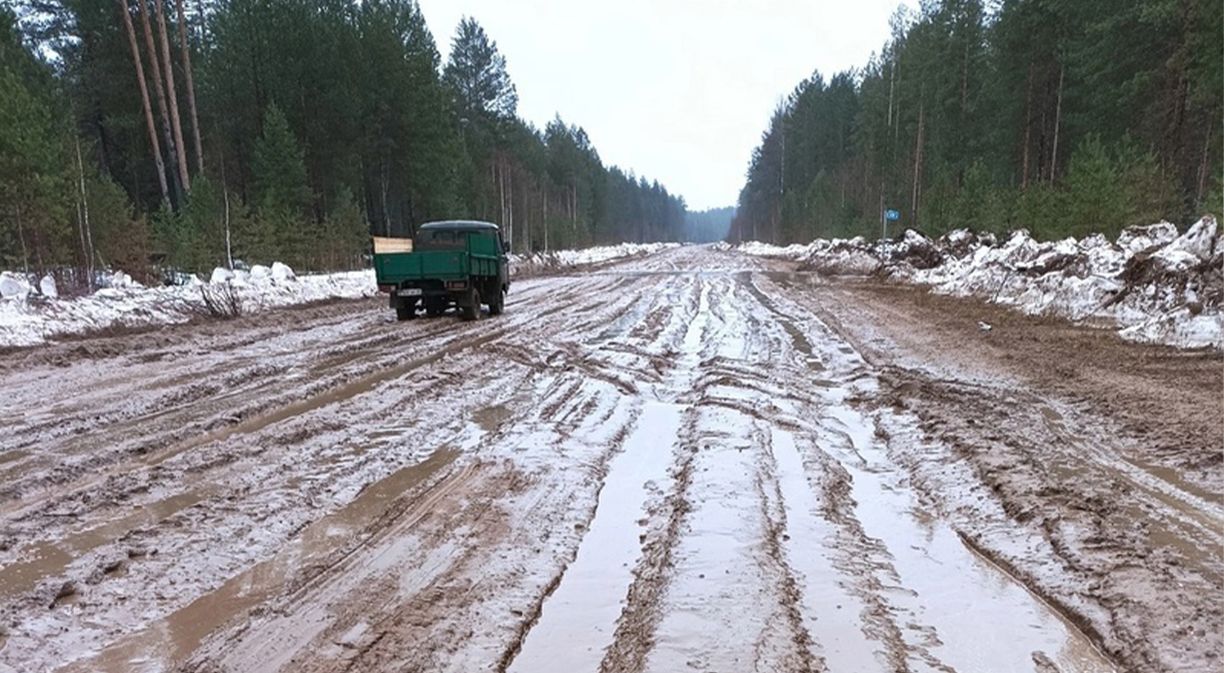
[373,220,510,321]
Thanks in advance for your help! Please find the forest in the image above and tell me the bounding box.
[0,1,687,283]
[732,0,1222,244]
[685,206,735,243]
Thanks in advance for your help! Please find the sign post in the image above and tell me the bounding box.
[883,208,900,239]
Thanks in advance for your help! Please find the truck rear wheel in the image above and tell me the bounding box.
[395,299,416,321]
[462,289,481,321]
[489,287,505,316]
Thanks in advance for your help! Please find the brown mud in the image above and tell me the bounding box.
[0,246,1213,673]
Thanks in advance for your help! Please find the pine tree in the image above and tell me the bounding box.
[1063,136,1127,238]
[250,104,310,264]
[252,104,309,217]
[0,61,69,272]
[443,17,518,124]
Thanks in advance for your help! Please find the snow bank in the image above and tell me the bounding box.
[0,272,32,301]
[738,216,1222,349]
[509,242,679,276]
[0,264,378,348]
[0,242,681,348]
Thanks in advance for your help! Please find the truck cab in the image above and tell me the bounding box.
[373,221,510,321]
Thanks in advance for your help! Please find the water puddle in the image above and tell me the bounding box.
[1036,399,1224,547]
[0,541,72,601]
[0,450,27,466]
[472,404,512,434]
[366,423,416,442]
[0,489,210,602]
[509,401,682,673]
[820,402,1116,673]
[643,409,768,672]
[70,447,458,673]
[1132,459,1222,507]
[770,428,882,670]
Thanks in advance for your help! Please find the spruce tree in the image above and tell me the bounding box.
[250,104,310,265]
[443,17,518,124]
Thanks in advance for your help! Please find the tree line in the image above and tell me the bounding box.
[685,206,734,243]
[732,0,1222,244]
[1,1,687,283]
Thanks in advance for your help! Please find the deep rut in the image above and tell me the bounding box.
[1,246,1192,673]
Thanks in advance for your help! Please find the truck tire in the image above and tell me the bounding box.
[489,287,505,316]
[395,299,416,321]
[462,289,481,321]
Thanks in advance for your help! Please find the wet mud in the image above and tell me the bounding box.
[0,245,1210,673]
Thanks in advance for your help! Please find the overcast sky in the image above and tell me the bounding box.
[418,0,911,211]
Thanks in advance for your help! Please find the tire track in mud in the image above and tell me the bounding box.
[745,270,1121,673]
[736,273,923,672]
[595,273,825,673]
[0,247,1136,673]
[0,270,636,519]
[0,302,391,450]
[501,274,699,673]
[0,269,606,490]
[72,450,478,673]
[0,265,675,673]
[3,358,537,670]
[760,269,1219,672]
[273,349,659,672]
[73,261,687,673]
[750,424,823,673]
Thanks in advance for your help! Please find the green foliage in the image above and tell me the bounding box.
[1114,139,1179,228]
[444,17,518,123]
[0,59,71,271]
[949,161,1012,234]
[1014,183,1063,239]
[252,104,310,218]
[736,0,1221,243]
[87,171,150,277]
[1062,136,1128,237]
[5,0,692,279]
[321,187,368,270]
[152,206,204,273]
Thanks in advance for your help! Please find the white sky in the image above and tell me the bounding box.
[419,0,912,211]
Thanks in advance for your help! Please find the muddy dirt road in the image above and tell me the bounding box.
[0,246,1218,673]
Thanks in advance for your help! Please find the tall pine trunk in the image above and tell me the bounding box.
[118,0,169,205]
[911,99,925,225]
[886,61,895,128]
[1049,63,1064,184]
[137,0,181,204]
[506,160,514,247]
[174,0,204,173]
[154,0,190,192]
[1021,62,1033,190]
[15,206,29,275]
[1196,126,1212,204]
[75,136,96,287]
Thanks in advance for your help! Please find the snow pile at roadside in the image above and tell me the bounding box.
[738,216,1221,349]
[510,241,679,276]
[0,242,682,348]
[0,265,378,348]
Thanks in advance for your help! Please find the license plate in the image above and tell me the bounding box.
[399,288,422,297]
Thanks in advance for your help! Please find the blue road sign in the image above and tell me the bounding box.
[885,209,900,221]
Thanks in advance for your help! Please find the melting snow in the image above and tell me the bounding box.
[739,216,1222,350]
[0,243,679,348]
